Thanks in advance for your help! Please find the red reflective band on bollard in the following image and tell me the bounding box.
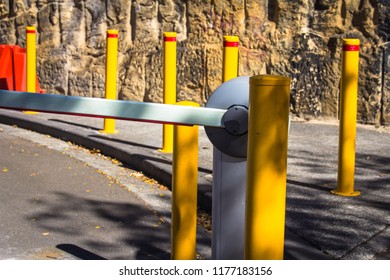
[26,30,36,34]
[224,41,239,47]
[107,34,118,38]
[343,45,360,51]
[164,37,176,42]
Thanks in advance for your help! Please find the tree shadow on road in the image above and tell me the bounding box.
[285,148,390,259]
[26,191,172,260]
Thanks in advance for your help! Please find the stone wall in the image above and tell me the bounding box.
[0,0,389,125]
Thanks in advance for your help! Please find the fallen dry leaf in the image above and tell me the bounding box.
[197,210,212,232]
[111,158,120,164]
[130,172,143,178]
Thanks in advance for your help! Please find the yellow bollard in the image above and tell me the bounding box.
[160,32,177,153]
[244,75,290,260]
[100,30,119,134]
[171,101,199,260]
[24,26,38,114]
[222,35,239,82]
[332,39,361,197]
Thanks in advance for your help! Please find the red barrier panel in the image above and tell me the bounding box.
[0,44,45,93]
[12,46,26,91]
[0,45,14,90]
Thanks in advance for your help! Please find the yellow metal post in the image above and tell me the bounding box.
[222,35,239,82]
[25,26,38,114]
[171,101,199,260]
[160,32,177,153]
[26,26,36,92]
[100,30,119,134]
[245,75,290,260]
[332,39,361,197]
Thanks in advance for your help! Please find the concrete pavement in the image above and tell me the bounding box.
[0,108,389,260]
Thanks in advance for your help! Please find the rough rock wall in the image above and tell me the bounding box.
[0,0,389,125]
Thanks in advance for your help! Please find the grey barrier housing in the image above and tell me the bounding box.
[206,76,250,259]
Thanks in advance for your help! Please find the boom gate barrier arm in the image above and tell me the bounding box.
[0,90,226,128]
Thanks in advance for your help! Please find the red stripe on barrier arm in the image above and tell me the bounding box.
[164,37,176,42]
[26,30,36,34]
[107,34,118,38]
[343,45,359,51]
[224,41,239,47]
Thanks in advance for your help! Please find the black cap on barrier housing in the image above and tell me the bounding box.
[222,105,248,136]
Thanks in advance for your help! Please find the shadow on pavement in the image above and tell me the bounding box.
[26,191,173,260]
[56,244,107,260]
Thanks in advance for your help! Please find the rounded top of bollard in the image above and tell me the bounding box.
[342,39,360,51]
[107,30,119,38]
[164,32,177,37]
[223,36,239,47]
[250,75,290,86]
[164,32,177,42]
[26,26,36,33]
[223,35,239,42]
[343,38,360,45]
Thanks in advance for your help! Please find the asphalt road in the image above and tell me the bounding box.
[0,111,388,260]
[0,127,175,260]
